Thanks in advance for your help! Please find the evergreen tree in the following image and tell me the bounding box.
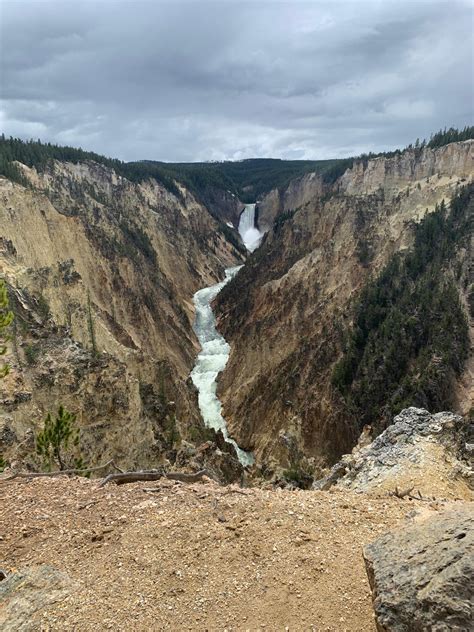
[0,279,14,378]
[36,405,82,471]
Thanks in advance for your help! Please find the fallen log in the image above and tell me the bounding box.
[1,459,122,482]
[98,468,209,488]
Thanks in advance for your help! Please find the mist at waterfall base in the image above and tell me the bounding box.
[190,267,254,466]
[238,203,263,252]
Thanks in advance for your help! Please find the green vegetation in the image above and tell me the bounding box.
[118,220,156,263]
[36,293,51,322]
[322,126,474,184]
[164,414,181,448]
[282,462,314,490]
[0,280,14,378]
[333,184,473,431]
[24,343,41,366]
[0,136,338,204]
[36,405,86,472]
[0,135,182,196]
[427,126,474,148]
[187,424,217,445]
[273,209,296,233]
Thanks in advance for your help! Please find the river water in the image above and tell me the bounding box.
[190,266,254,466]
[190,204,262,466]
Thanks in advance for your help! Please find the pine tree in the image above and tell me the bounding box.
[36,405,81,471]
[0,279,14,378]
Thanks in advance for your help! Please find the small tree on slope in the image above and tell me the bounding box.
[36,405,85,471]
[0,279,14,378]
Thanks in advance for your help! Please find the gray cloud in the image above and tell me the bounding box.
[1,0,472,161]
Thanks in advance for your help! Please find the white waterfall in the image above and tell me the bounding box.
[238,203,263,252]
[190,266,254,467]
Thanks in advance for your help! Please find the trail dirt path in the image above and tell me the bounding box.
[0,476,460,631]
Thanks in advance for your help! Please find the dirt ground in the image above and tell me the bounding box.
[0,476,462,631]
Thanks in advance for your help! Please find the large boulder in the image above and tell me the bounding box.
[314,408,473,498]
[364,506,474,631]
[0,565,76,631]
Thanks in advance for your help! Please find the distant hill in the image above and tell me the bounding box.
[142,157,340,203]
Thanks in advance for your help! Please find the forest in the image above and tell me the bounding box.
[332,183,473,432]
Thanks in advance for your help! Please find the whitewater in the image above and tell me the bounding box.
[238,203,263,251]
[190,204,262,466]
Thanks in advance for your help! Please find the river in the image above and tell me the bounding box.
[190,203,262,466]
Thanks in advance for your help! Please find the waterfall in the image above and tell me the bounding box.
[190,266,254,466]
[238,203,263,252]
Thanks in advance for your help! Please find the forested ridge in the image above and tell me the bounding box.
[0,135,337,203]
[2,126,471,205]
[333,183,473,431]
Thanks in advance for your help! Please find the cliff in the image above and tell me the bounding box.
[0,159,244,474]
[215,141,473,474]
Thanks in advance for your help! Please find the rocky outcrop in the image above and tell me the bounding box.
[314,408,473,500]
[339,140,473,197]
[0,565,77,631]
[364,505,474,631]
[0,160,244,473]
[257,171,324,232]
[215,141,474,473]
[257,141,473,233]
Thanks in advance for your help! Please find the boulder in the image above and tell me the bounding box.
[0,565,76,631]
[364,506,474,631]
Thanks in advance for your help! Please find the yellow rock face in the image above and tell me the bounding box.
[0,159,242,470]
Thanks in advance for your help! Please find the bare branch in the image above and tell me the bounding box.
[1,459,120,482]
[98,469,210,488]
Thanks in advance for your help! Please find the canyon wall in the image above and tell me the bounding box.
[258,141,473,230]
[215,141,473,475]
[0,160,244,473]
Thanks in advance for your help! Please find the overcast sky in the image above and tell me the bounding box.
[0,0,472,162]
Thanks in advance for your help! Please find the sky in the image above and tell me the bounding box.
[0,0,472,162]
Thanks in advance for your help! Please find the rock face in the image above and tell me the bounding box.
[215,141,474,472]
[257,141,473,231]
[257,170,324,232]
[0,159,244,473]
[314,408,473,499]
[364,505,474,632]
[339,140,473,197]
[0,565,77,631]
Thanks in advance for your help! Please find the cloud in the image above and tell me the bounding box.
[0,0,472,161]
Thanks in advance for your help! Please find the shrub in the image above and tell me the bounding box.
[36,405,86,471]
[24,343,41,365]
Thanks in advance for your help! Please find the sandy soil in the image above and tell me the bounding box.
[0,475,454,631]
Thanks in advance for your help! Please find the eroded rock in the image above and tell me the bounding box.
[364,506,474,631]
[0,565,77,631]
[314,408,473,498]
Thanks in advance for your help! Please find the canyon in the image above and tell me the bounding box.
[0,135,472,631]
[0,158,245,477]
[0,139,472,482]
[216,140,473,475]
